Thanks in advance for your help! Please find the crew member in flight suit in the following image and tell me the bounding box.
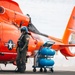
[16,26,30,73]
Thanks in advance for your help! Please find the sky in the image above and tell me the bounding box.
[12,0,75,69]
[14,0,75,39]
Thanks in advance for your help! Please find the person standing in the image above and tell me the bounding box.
[16,26,30,73]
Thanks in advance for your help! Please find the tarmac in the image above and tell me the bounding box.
[0,58,75,75]
[0,63,75,75]
[0,70,75,75]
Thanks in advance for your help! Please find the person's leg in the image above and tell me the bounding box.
[20,50,27,73]
[16,48,21,72]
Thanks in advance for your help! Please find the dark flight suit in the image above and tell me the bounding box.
[16,33,30,73]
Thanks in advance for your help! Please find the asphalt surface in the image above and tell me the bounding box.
[0,70,75,75]
[0,60,75,75]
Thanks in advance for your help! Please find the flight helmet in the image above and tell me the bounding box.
[20,26,28,33]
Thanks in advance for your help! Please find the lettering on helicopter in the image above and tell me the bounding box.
[5,40,16,50]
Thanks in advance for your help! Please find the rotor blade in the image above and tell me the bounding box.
[27,23,61,41]
[27,15,62,42]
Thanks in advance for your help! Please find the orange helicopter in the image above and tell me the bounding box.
[0,0,75,66]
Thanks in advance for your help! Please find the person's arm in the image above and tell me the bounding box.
[21,35,30,51]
